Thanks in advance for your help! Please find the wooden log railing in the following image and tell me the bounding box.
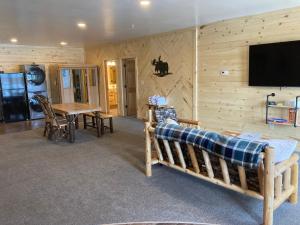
[145,120,299,225]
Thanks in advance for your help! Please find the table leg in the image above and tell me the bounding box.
[83,114,87,129]
[67,114,75,143]
[101,118,105,135]
[95,112,101,137]
[75,116,79,129]
[92,117,96,128]
[109,117,113,133]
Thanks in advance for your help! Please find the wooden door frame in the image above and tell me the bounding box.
[103,59,120,114]
[121,57,138,117]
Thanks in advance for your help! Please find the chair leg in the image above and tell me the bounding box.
[48,126,54,140]
[75,116,79,129]
[109,117,113,133]
[83,115,87,129]
[95,113,101,137]
[43,124,48,136]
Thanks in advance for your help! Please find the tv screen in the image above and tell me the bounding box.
[249,40,300,87]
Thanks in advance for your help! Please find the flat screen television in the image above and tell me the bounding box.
[249,40,300,87]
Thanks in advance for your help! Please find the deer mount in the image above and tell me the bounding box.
[151,56,172,77]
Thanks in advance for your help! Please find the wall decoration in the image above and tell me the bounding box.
[151,56,172,77]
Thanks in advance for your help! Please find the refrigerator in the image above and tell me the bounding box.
[0,73,28,122]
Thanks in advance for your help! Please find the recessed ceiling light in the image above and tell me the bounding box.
[140,0,151,6]
[10,38,18,43]
[77,22,87,29]
[60,41,68,46]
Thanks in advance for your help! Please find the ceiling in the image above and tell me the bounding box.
[0,0,300,47]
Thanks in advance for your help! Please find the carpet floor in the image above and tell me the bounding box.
[0,117,299,225]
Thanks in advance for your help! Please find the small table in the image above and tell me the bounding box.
[52,103,101,143]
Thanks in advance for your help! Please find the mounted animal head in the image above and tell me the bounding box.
[151,59,157,65]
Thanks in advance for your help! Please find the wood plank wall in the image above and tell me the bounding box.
[85,28,195,119]
[0,44,84,100]
[86,6,300,142]
[198,7,300,140]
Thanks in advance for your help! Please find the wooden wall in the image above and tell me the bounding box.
[198,7,300,140]
[85,28,195,119]
[86,6,300,141]
[0,44,84,100]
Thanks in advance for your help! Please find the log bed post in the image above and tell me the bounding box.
[148,109,153,125]
[289,163,298,204]
[263,147,275,225]
[145,122,152,177]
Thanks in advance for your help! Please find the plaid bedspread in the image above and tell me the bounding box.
[155,123,269,168]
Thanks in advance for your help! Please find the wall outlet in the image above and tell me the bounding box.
[220,70,229,76]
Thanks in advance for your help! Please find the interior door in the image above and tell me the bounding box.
[123,59,137,116]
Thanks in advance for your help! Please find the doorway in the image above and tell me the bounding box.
[122,58,137,117]
[105,60,118,116]
[72,68,89,103]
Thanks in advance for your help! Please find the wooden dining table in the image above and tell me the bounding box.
[52,103,101,143]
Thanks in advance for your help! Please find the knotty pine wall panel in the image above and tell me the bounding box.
[198,7,300,141]
[86,28,195,119]
[0,44,84,100]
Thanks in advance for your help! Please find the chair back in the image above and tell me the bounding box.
[34,95,59,126]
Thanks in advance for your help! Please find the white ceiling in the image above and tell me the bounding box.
[0,0,300,47]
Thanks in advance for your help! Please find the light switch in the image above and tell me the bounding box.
[220,70,229,76]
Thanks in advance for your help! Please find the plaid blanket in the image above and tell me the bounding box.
[155,123,269,168]
[155,107,177,123]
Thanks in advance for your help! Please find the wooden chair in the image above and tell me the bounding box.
[35,95,69,141]
[83,112,114,134]
[100,113,114,134]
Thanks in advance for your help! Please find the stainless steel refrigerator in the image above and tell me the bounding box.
[0,73,28,122]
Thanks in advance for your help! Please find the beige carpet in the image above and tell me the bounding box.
[0,117,299,225]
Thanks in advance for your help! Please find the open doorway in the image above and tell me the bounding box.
[122,58,137,117]
[105,60,118,116]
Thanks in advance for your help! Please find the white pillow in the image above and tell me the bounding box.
[165,118,179,125]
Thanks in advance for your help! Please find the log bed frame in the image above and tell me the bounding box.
[145,110,299,225]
